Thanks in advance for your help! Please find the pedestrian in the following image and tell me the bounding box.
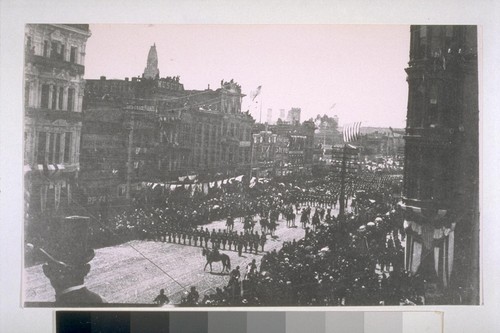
[221,231,227,250]
[186,286,199,305]
[153,289,169,306]
[193,230,198,247]
[246,259,257,279]
[260,233,267,252]
[237,238,243,257]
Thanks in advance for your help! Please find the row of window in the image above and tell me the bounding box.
[411,26,462,60]
[36,131,73,165]
[26,36,79,64]
[37,84,76,111]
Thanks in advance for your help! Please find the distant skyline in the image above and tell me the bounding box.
[85,24,410,127]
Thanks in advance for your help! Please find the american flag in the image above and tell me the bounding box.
[342,122,362,143]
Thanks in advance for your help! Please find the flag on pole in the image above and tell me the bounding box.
[250,85,262,101]
[343,122,362,143]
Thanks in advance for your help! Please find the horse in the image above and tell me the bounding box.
[202,248,231,273]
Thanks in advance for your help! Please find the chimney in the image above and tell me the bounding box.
[100,76,106,81]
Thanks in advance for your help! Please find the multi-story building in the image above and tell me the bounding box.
[401,25,479,303]
[251,130,279,178]
[24,24,91,231]
[80,45,254,209]
[251,120,315,176]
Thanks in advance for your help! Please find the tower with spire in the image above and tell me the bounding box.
[143,43,159,79]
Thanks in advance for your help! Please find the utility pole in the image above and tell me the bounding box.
[249,135,255,179]
[125,115,135,200]
[338,144,347,218]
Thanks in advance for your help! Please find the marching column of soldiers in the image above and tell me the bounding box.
[157,223,267,255]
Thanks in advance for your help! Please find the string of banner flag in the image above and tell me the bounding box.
[140,174,266,195]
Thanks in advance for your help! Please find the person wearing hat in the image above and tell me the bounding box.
[37,216,104,306]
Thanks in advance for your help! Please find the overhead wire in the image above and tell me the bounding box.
[28,169,191,294]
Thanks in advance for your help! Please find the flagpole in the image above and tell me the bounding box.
[259,92,263,123]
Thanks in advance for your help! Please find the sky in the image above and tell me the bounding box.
[85,24,410,128]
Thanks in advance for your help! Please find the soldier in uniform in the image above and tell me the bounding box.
[187,229,192,246]
[232,231,239,252]
[237,235,244,257]
[210,229,216,249]
[221,230,227,250]
[182,229,187,245]
[226,215,234,232]
[253,231,260,253]
[204,228,210,248]
[167,225,172,243]
[193,228,199,247]
[260,232,267,252]
[243,231,249,252]
[227,231,233,251]
[172,227,177,243]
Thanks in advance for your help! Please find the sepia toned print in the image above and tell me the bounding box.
[23,24,479,307]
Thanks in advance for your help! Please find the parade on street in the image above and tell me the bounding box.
[22,24,480,307]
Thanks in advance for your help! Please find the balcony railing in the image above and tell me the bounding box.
[26,54,85,76]
[25,107,83,122]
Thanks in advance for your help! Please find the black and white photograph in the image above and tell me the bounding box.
[22,24,480,307]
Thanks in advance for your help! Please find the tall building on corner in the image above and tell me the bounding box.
[401,25,479,304]
[143,43,159,79]
[23,24,91,233]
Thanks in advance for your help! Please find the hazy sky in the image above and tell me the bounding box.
[86,24,410,128]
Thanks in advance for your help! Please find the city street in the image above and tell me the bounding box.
[24,213,314,305]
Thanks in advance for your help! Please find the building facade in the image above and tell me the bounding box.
[401,25,479,303]
[251,120,315,177]
[80,46,254,210]
[24,24,91,232]
[251,130,279,178]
